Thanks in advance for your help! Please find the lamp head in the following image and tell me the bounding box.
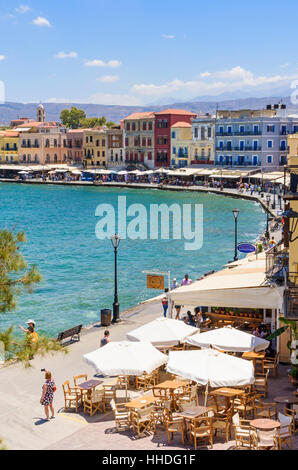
[232,209,240,220]
[111,233,121,249]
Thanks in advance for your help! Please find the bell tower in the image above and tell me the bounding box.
[37,103,45,122]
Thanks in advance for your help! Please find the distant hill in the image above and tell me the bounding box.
[0,96,297,125]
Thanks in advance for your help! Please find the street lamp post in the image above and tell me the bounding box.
[111,234,121,323]
[265,195,270,239]
[272,183,276,210]
[232,209,240,261]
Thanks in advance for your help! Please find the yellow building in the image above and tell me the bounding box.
[170,122,192,168]
[83,129,107,168]
[0,131,19,163]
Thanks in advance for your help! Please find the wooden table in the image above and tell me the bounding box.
[153,380,188,410]
[250,418,280,430]
[77,379,103,401]
[274,395,298,410]
[176,406,212,442]
[210,387,245,412]
[124,395,158,410]
[242,351,265,368]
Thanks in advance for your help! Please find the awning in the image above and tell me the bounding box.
[170,255,284,309]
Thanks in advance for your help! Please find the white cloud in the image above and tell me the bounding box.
[162,34,175,39]
[84,59,122,68]
[0,55,5,61]
[54,51,78,59]
[89,92,141,106]
[280,63,290,69]
[97,75,119,83]
[131,66,298,99]
[33,17,52,27]
[15,5,30,13]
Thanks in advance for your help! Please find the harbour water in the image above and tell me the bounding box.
[0,183,266,337]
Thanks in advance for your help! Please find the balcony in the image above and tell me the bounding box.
[284,287,298,318]
[266,244,288,279]
[216,131,262,137]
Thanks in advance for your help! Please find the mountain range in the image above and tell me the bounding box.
[0,95,297,125]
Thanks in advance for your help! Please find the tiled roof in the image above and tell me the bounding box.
[171,121,192,128]
[155,109,196,116]
[124,112,155,120]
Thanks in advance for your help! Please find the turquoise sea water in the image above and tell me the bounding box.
[0,183,266,337]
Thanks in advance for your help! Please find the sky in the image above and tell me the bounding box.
[0,0,297,106]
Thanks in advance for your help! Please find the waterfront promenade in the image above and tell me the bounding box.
[0,299,297,451]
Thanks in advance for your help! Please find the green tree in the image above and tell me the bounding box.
[0,229,67,368]
[267,318,298,379]
[60,107,86,129]
[79,116,116,128]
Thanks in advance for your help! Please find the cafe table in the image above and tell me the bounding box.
[153,379,189,410]
[124,395,158,410]
[274,395,298,410]
[250,418,280,431]
[242,351,265,369]
[210,387,245,412]
[77,379,104,403]
[176,405,212,441]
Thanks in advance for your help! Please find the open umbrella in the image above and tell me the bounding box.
[83,341,168,376]
[186,326,269,353]
[167,349,255,404]
[126,317,198,346]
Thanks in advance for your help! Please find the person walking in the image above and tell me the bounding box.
[181,274,192,286]
[100,330,110,347]
[171,278,179,290]
[40,370,55,421]
[162,296,168,318]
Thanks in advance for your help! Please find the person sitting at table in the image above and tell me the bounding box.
[187,311,196,327]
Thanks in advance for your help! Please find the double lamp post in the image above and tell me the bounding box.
[110,233,121,323]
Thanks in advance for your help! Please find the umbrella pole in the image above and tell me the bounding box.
[204,381,209,407]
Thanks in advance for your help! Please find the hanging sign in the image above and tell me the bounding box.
[147,275,165,290]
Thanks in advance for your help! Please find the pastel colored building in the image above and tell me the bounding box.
[66,129,84,163]
[123,112,155,169]
[83,128,107,168]
[215,104,298,169]
[154,109,196,167]
[191,114,215,164]
[170,122,192,167]
[0,131,19,163]
[106,126,124,167]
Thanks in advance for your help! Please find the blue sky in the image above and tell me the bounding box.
[0,0,297,105]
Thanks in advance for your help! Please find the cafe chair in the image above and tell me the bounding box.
[189,417,213,449]
[164,412,184,445]
[73,374,88,401]
[176,384,198,410]
[251,428,278,450]
[284,405,298,434]
[135,373,152,391]
[103,384,116,410]
[262,353,279,377]
[253,399,277,420]
[111,399,131,432]
[278,412,293,449]
[232,413,253,449]
[84,388,105,416]
[253,370,269,397]
[234,393,255,419]
[116,375,129,391]
[213,407,233,442]
[131,406,154,437]
[62,381,80,413]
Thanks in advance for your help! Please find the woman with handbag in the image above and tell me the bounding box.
[40,370,56,421]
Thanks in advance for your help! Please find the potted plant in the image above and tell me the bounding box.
[267,318,298,387]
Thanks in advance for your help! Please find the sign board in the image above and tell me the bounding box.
[237,243,256,253]
[147,274,165,290]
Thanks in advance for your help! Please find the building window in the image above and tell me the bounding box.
[132,122,136,131]
[194,127,198,138]
[148,122,152,131]
[267,125,275,132]
[142,122,147,131]
[267,140,273,148]
[126,123,130,131]
[208,127,212,138]
[267,155,272,164]
[148,137,152,147]
[173,147,176,154]
[171,131,176,139]
[90,136,93,143]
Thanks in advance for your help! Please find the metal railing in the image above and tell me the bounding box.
[284,286,298,318]
[265,243,288,277]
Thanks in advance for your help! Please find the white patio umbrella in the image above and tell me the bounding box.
[83,341,168,376]
[186,326,269,353]
[126,317,198,346]
[167,349,255,404]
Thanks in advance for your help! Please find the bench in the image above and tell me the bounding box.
[57,324,83,345]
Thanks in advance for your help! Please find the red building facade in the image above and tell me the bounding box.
[154,109,196,167]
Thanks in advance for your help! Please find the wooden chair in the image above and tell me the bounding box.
[251,428,278,450]
[111,399,130,432]
[116,376,129,390]
[253,399,277,420]
[164,412,184,445]
[213,407,233,442]
[176,384,198,410]
[284,405,298,434]
[189,417,213,449]
[253,370,269,397]
[131,406,154,437]
[262,352,279,377]
[278,412,293,449]
[84,388,105,416]
[152,387,171,401]
[62,381,79,412]
[73,374,88,402]
[103,384,116,410]
[135,373,152,391]
[232,412,253,449]
[171,343,186,351]
[234,393,255,419]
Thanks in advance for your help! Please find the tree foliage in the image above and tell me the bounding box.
[0,229,67,368]
[60,107,86,129]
